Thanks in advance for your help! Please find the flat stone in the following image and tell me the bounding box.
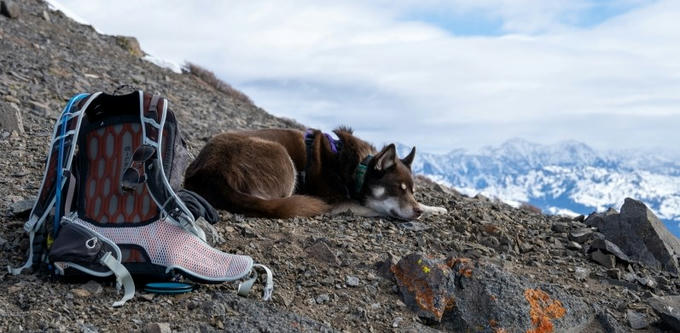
[648,295,680,331]
[626,310,648,329]
[143,322,171,333]
[400,221,431,232]
[305,241,340,266]
[551,222,569,233]
[81,281,102,295]
[70,288,91,298]
[569,228,593,243]
[591,250,616,268]
[10,198,34,216]
[589,239,631,263]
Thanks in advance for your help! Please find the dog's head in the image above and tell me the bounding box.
[361,144,422,220]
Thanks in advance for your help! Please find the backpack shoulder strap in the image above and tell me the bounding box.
[135,91,205,240]
[9,92,102,275]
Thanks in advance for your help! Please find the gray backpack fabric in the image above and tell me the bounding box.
[9,91,273,306]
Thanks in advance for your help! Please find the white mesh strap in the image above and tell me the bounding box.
[7,230,35,275]
[237,264,274,301]
[100,252,135,307]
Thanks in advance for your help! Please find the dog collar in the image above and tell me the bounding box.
[354,155,373,194]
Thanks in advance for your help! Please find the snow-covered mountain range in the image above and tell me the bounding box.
[399,139,680,237]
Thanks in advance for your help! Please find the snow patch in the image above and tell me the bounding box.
[142,55,182,74]
[45,0,95,29]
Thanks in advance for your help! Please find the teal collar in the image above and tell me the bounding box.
[354,155,373,194]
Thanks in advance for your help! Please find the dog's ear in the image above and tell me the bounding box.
[401,146,416,169]
[374,144,397,171]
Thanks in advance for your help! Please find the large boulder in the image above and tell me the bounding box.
[391,253,593,332]
[647,295,680,331]
[586,198,680,273]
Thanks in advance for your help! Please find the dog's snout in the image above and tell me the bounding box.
[413,206,423,218]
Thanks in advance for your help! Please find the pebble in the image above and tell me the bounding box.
[70,288,91,298]
[345,276,360,287]
[574,267,590,281]
[392,317,403,328]
[143,322,171,333]
[315,293,330,304]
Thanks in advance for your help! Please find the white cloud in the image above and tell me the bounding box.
[55,0,680,154]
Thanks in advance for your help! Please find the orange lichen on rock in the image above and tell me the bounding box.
[445,257,474,278]
[445,257,471,268]
[391,260,454,320]
[524,289,566,333]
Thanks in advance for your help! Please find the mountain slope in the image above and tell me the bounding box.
[400,139,680,236]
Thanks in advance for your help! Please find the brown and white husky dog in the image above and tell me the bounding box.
[183,127,447,220]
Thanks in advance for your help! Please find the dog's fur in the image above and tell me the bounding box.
[184,127,447,219]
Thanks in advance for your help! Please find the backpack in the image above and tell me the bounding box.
[8,90,273,306]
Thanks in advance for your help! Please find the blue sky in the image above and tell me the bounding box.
[50,0,679,155]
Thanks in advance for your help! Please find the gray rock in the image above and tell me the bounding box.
[596,310,627,333]
[375,253,396,280]
[81,281,103,295]
[345,275,360,287]
[648,295,680,331]
[305,241,340,266]
[0,1,19,19]
[400,221,431,232]
[636,275,657,289]
[80,323,98,333]
[586,198,680,273]
[591,250,616,268]
[143,322,171,333]
[626,309,648,329]
[569,228,593,243]
[589,239,631,263]
[0,103,24,135]
[551,222,569,233]
[566,241,582,251]
[606,269,621,280]
[194,217,224,247]
[392,253,593,331]
[315,293,330,304]
[574,267,590,281]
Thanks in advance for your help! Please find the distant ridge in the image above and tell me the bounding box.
[398,139,680,236]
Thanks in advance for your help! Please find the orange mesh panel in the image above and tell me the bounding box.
[82,124,158,223]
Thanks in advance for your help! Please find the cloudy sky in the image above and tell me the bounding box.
[53,0,679,154]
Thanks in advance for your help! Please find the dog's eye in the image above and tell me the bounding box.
[400,183,407,191]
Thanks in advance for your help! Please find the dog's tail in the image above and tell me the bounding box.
[228,193,331,219]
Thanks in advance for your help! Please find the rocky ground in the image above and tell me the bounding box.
[2,1,680,332]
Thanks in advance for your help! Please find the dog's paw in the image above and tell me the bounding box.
[420,204,448,216]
